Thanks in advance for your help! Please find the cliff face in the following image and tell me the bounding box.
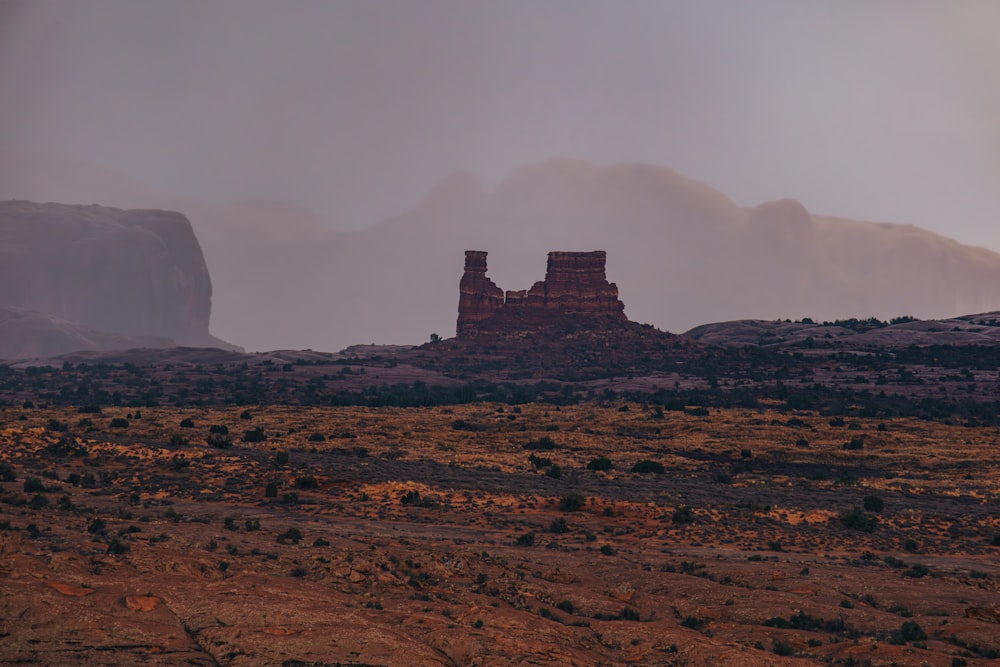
[457,250,626,339]
[0,200,232,355]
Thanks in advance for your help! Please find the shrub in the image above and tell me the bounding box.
[109,417,129,428]
[524,436,557,451]
[764,610,824,631]
[545,464,562,479]
[23,477,46,493]
[672,506,695,524]
[451,419,484,432]
[294,475,319,490]
[842,436,864,450]
[242,427,266,443]
[400,490,423,506]
[772,640,794,657]
[313,537,330,547]
[207,435,233,449]
[620,606,640,620]
[45,418,68,432]
[276,527,303,544]
[264,481,278,498]
[307,432,325,442]
[28,494,48,509]
[903,563,930,578]
[239,410,253,420]
[209,424,229,435]
[680,616,706,630]
[556,600,574,614]
[273,450,289,465]
[0,463,15,482]
[631,459,664,474]
[245,519,261,531]
[863,495,885,512]
[515,531,536,546]
[840,507,877,532]
[106,538,130,555]
[179,418,195,428]
[558,494,585,512]
[587,457,613,471]
[894,620,927,643]
[528,454,552,468]
[87,518,107,534]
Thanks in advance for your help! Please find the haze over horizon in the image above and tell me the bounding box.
[1,0,998,250]
[2,1,1000,353]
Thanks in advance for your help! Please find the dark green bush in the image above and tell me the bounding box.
[558,494,585,512]
[631,459,664,474]
[276,527,303,544]
[242,427,266,443]
[23,477,46,493]
[528,454,552,468]
[524,436,557,451]
[863,495,885,512]
[772,640,794,656]
[672,506,695,524]
[207,435,233,449]
[840,506,877,532]
[294,475,319,489]
[586,457,613,471]
[515,531,536,546]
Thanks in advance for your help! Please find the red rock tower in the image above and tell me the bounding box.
[456,250,504,338]
[456,250,627,339]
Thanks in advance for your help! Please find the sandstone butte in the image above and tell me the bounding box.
[456,250,628,339]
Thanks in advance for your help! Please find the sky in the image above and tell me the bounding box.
[1,0,998,249]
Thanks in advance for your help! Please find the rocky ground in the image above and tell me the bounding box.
[1,402,999,665]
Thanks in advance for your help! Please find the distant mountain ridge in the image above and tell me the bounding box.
[3,154,1000,352]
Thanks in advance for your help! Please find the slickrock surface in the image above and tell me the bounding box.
[2,403,999,665]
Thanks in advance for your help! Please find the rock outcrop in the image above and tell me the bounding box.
[456,250,627,339]
[456,251,505,337]
[0,200,234,356]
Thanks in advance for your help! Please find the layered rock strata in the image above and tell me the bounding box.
[456,250,626,339]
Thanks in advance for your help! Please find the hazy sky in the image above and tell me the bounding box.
[1,0,998,248]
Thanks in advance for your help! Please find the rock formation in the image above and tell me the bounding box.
[456,251,505,337]
[456,250,627,339]
[0,200,235,356]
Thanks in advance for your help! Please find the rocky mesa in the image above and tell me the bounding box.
[0,200,235,357]
[457,250,627,338]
